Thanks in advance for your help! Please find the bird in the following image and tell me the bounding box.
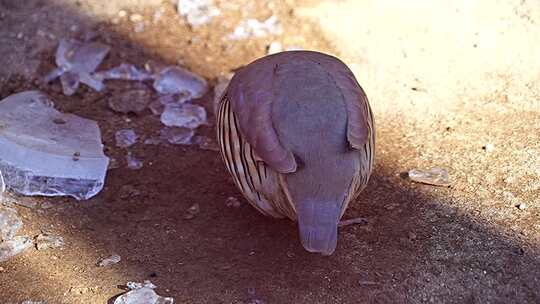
[216,50,374,255]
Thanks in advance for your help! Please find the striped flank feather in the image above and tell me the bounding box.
[216,92,375,221]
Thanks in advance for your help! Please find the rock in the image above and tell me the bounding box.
[482,143,495,152]
[0,91,109,200]
[153,66,208,98]
[97,254,121,267]
[149,93,191,116]
[160,127,194,145]
[115,129,138,148]
[126,152,143,170]
[108,89,151,114]
[35,233,64,250]
[228,16,283,40]
[183,203,200,220]
[0,207,23,241]
[408,167,451,187]
[0,235,33,262]
[43,39,110,95]
[266,41,283,54]
[160,103,207,129]
[225,196,241,208]
[113,280,173,304]
[192,135,219,151]
[177,0,220,27]
[95,64,153,82]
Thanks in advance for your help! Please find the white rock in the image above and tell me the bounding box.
[0,207,23,241]
[228,16,283,40]
[177,0,220,27]
[44,39,110,95]
[153,66,208,98]
[160,103,207,129]
[0,91,109,200]
[0,235,33,262]
[115,129,138,148]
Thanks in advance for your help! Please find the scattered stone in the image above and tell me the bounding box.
[482,143,495,152]
[157,92,191,105]
[143,137,162,145]
[0,91,110,200]
[108,157,121,170]
[108,89,151,114]
[408,167,451,187]
[153,66,208,98]
[133,22,145,33]
[113,280,173,304]
[266,41,283,54]
[338,217,368,227]
[148,101,165,116]
[517,203,528,210]
[160,127,194,145]
[11,200,39,209]
[192,135,219,151]
[35,233,64,250]
[160,103,207,129]
[183,203,200,220]
[153,6,166,24]
[228,16,283,40]
[0,235,33,262]
[119,184,142,199]
[177,0,220,27]
[129,14,144,23]
[115,129,138,148]
[96,64,153,82]
[225,196,241,208]
[43,39,110,95]
[40,202,54,209]
[97,254,121,267]
[126,152,143,170]
[0,207,23,241]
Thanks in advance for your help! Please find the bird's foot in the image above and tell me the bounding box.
[338,217,368,227]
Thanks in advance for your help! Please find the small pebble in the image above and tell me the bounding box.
[184,203,200,220]
[225,196,241,208]
[0,207,23,241]
[126,152,143,170]
[0,235,33,262]
[129,13,143,23]
[97,254,121,267]
[482,143,495,152]
[115,129,138,148]
[266,41,282,54]
[35,233,64,250]
[133,22,145,33]
[517,203,527,210]
[408,167,451,187]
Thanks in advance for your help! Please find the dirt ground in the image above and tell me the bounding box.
[0,0,539,303]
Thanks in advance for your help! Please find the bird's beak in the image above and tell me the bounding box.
[296,201,341,255]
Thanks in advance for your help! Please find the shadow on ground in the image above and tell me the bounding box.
[0,1,538,303]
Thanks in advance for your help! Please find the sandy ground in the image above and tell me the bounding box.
[0,0,539,303]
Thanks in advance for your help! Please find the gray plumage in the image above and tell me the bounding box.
[217,51,374,255]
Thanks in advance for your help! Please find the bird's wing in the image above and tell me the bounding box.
[226,51,371,173]
[300,52,371,149]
